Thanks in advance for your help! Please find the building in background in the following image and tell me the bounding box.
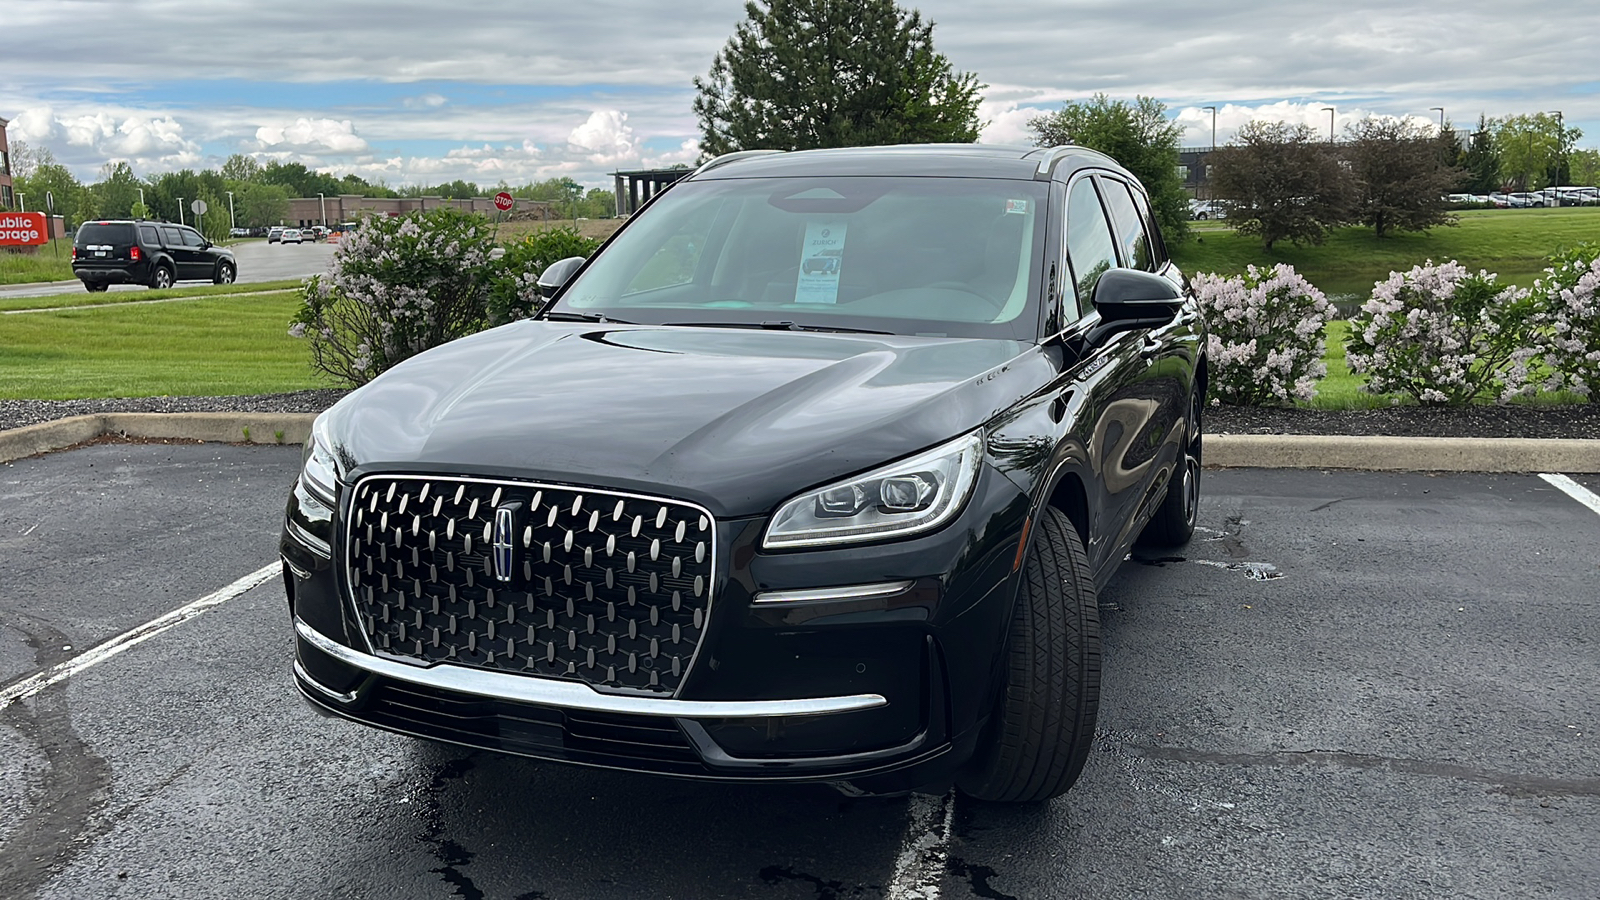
[285,194,552,228]
[1,115,14,210]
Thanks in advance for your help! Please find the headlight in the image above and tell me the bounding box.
[300,416,342,507]
[763,432,983,550]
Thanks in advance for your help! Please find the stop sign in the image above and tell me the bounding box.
[493,191,515,211]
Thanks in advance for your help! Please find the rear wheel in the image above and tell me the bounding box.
[150,266,174,290]
[957,507,1100,803]
[1137,388,1202,548]
[84,282,109,293]
[214,262,236,285]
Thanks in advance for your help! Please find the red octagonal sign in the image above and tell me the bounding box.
[493,191,515,211]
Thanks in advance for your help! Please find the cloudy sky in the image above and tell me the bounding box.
[3,0,1597,191]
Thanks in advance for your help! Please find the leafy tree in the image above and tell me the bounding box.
[220,153,262,183]
[1208,121,1355,250]
[1028,94,1190,241]
[231,182,291,228]
[1461,116,1501,194]
[14,157,88,227]
[1569,148,1600,188]
[1492,113,1581,191]
[88,162,143,219]
[693,0,982,157]
[7,140,47,181]
[1343,116,1463,238]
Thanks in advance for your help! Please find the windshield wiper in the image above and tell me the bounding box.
[665,320,893,335]
[542,311,635,324]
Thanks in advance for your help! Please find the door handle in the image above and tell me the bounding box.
[1139,337,1163,360]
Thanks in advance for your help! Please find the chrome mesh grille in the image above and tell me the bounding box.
[344,476,714,695]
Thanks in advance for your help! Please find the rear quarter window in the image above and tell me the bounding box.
[75,223,135,245]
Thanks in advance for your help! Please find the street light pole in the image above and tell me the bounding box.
[318,192,326,228]
[1202,106,1217,150]
[226,190,236,233]
[177,197,185,226]
[137,187,145,217]
[15,192,23,213]
[1322,107,1336,142]
[1431,107,1445,133]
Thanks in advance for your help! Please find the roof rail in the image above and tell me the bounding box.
[692,149,785,177]
[1027,145,1077,180]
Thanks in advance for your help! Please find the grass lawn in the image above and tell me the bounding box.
[0,240,75,284]
[1171,207,1600,301]
[0,292,328,400]
[0,280,303,312]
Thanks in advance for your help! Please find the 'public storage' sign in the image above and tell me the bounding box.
[0,213,50,246]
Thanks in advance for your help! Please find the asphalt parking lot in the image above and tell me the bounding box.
[2,443,1598,899]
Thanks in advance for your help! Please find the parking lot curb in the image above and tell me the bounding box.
[2,415,1598,472]
[1207,433,1600,473]
[0,413,317,464]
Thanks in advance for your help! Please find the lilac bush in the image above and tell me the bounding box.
[291,208,497,386]
[1529,244,1600,400]
[1193,263,1334,405]
[1345,261,1538,405]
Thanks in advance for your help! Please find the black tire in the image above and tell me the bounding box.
[1138,389,1202,548]
[150,265,174,290]
[957,507,1100,803]
[215,262,236,285]
[84,282,109,293]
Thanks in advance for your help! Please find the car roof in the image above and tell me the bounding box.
[686,143,1133,184]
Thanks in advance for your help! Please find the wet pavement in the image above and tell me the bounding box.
[2,448,1598,899]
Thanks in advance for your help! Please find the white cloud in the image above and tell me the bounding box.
[1170,102,1445,148]
[567,110,637,164]
[641,139,701,169]
[254,117,369,154]
[402,93,448,109]
[8,105,201,169]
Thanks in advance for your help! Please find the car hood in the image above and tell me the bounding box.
[321,322,1053,517]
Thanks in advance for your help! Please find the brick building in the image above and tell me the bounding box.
[1,115,14,210]
[284,193,552,228]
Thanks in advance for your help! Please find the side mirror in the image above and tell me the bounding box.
[536,256,587,298]
[1084,269,1184,347]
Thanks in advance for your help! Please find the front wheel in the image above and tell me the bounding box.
[957,507,1101,803]
[214,262,236,284]
[1137,389,1202,548]
[150,266,174,290]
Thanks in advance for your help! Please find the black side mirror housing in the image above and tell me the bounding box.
[536,256,587,298]
[1083,268,1184,347]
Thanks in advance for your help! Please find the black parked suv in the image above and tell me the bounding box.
[282,144,1206,803]
[72,220,237,292]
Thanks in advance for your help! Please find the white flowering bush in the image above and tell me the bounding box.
[1529,244,1600,400]
[291,208,497,386]
[1193,263,1334,405]
[485,226,601,326]
[1345,261,1538,405]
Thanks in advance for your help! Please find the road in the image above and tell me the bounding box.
[0,240,338,299]
[2,450,1598,899]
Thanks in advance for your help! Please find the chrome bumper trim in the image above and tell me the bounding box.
[294,618,887,719]
[752,580,915,605]
[292,659,361,704]
[285,517,332,559]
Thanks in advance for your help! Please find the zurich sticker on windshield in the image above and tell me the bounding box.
[1005,199,1030,215]
[795,221,847,304]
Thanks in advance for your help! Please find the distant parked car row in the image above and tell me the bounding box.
[1449,188,1600,208]
[267,225,329,244]
[1188,199,1226,220]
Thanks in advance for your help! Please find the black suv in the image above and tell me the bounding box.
[282,145,1205,803]
[72,220,237,292]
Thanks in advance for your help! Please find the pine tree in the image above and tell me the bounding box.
[693,0,983,158]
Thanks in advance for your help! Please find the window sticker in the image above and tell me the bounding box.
[1005,199,1030,215]
[795,221,847,304]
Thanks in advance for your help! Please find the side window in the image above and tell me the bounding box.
[160,226,184,247]
[1064,178,1119,312]
[182,228,206,248]
[1129,186,1168,268]
[1099,178,1154,272]
[139,225,160,245]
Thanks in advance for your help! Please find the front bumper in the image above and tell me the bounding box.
[282,463,1030,788]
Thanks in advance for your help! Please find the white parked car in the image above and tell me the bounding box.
[1188,199,1226,220]
[280,228,304,244]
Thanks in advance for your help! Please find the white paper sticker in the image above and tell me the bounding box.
[795,221,847,304]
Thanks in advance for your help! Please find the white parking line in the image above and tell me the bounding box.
[1539,473,1600,518]
[0,562,280,711]
[887,790,955,900]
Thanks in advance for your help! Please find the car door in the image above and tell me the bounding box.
[158,226,189,279]
[1095,175,1195,545]
[178,227,210,279]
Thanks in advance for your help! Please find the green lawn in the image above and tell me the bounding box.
[0,292,327,400]
[1171,207,1600,302]
[0,280,303,312]
[0,240,75,284]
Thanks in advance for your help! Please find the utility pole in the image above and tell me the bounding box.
[177,197,185,226]
[1322,107,1336,142]
[226,190,236,233]
[1431,107,1445,133]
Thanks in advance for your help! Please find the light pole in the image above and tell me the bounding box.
[1322,107,1335,142]
[318,192,326,228]
[177,197,185,226]
[226,190,236,233]
[15,192,23,213]
[1202,105,1217,150]
[137,187,145,217]
[1547,111,1566,196]
[1430,107,1445,133]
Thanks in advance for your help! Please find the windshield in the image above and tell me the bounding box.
[551,176,1048,340]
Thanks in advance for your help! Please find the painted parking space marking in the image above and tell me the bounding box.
[1539,473,1600,518]
[887,790,955,900]
[0,561,279,711]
